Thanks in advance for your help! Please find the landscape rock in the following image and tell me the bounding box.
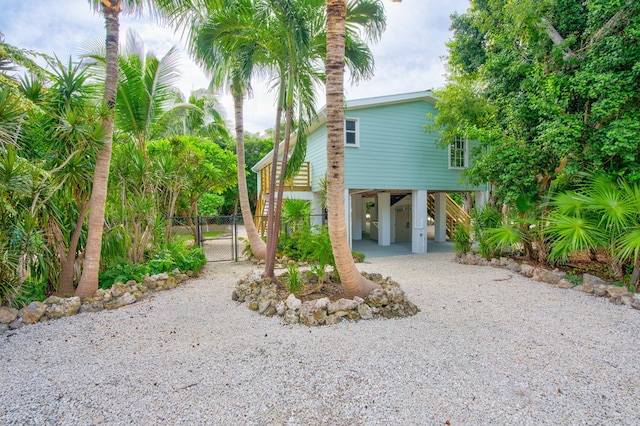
[519,264,535,277]
[366,289,389,307]
[583,273,608,287]
[113,292,137,308]
[275,301,287,316]
[46,297,81,319]
[358,303,373,320]
[19,302,47,325]
[299,301,319,326]
[327,298,359,314]
[283,309,299,324]
[110,282,129,298]
[285,294,302,311]
[0,307,19,324]
[556,279,574,289]
[79,301,105,314]
[606,286,629,299]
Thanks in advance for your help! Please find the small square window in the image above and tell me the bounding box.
[449,136,467,169]
[345,118,359,147]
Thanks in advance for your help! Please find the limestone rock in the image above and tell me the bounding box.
[276,301,287,316]
[583,273,608,287]
[535,269,566,285]
[556,279,574,289]
[299,301,319,326]
[313,307,327,325]
[593,286,608,297]
[0,307,18,324]
[285,294,302,311]
[43,296,61,305]
[283,309,299,324]
[46,297,81,319]
[606,286,629,299]
[366,289,389,307]
[573,284,591,293]
[386,287,405,304]
[113,292,137,308]
[19,302,47,325]
[79,301,105,314]
[519,264,535,277]
[258,298,276,316]
[0,323,9,333]
[327,298,358,314]
[9,319,23,330]
[315,297,330,310]
[110,282,129,298]
[325,314,341,325]
[353,296,365,306]
[358,303,373,320]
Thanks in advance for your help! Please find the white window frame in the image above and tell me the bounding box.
[449,136,468,169]
[344,117,359,147]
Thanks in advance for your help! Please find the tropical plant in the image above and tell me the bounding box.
[284,263,303,294]
[452,223,471,255]
[546,175,640,286]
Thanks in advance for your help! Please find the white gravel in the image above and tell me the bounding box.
[1,253,640,425]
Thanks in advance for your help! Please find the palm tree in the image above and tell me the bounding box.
[78,0,193,298]
[191,0,269,260]
[325,0,399,298]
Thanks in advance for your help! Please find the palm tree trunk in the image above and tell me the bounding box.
[326,0,379,299]
[234,92,266,259]
[75,1,120,298]
[58,200,90,296]
[263,104,284,278]
[265,102,294,278]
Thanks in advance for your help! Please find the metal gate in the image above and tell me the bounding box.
[197,215,238,262]
[171,215,238,262]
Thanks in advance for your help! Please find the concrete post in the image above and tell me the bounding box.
[352,194,363,240]
[434,192,448,243]
[378,192,391,246]
[412,190,427,253]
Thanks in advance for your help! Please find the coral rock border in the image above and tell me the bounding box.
[0,269,194,334]
[232,270,420,326]
[456,253,640,310]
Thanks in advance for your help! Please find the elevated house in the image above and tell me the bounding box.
[252,90,488,254]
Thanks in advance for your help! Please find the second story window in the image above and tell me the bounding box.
[345,118,359,147]
[449,136,467,169]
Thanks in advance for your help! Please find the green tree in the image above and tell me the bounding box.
[434,0,640,208]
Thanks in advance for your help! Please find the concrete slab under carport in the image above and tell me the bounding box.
[351,238,455,259]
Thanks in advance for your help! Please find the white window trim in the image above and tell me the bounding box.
[448,137,468,170]
[344,117,360,147]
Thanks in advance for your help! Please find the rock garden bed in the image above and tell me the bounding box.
[232,269,420,326]
[0,269,194,334]
[456,253,640,310]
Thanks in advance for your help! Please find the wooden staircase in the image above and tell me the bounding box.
[254,162,311,236]
[427,193,470,239]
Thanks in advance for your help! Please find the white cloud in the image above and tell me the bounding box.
[0,0,470,133]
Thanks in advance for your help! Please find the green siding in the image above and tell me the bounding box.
[305,124,327,192]
[304,99,486,192]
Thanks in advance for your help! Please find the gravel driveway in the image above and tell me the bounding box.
[1,253,639,425]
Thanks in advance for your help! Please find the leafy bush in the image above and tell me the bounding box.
[453,223,472,255]
[284,263,303,294]
[99,240,205,289]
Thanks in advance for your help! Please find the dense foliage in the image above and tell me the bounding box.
[435,0,640,206]
[0,35,235,306]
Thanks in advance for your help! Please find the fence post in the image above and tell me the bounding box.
[233,215,238,261]
[196,215,202,248]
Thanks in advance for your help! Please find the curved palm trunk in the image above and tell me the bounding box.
[263,104,284,278]
[58,200,91,296]
[326,0,378,299]
[234,91,266,259]
[264,103,294,278]
[75,1,120,298]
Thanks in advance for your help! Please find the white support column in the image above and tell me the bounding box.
[434,192,448,243]
[352,194,363,240]
[345,188,352,248]
[412,190,427,253]
[475,190,488,210]
[311,192,324,228]
[378,192,391,246]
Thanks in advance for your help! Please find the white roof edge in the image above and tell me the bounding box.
[251,90,437,172]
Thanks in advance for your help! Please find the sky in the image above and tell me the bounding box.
[0,0,470,133]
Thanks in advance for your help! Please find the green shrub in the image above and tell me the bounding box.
[453,223,472,255]
[284,263,303,294]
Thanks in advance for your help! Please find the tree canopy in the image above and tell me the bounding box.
[433,0,640,206]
